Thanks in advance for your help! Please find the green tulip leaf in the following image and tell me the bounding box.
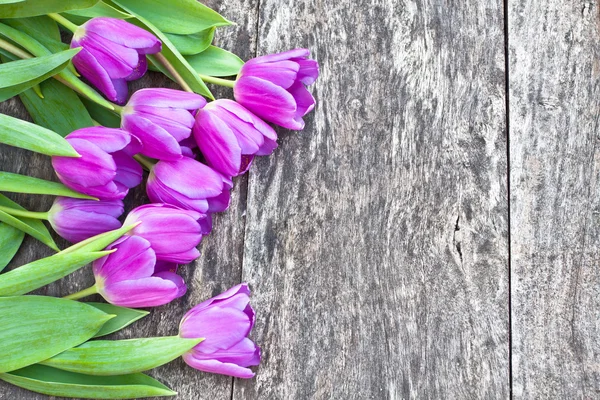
[111,0,230,35]
[42,336,202,375]
[0,113,79,156]
[0,222,24,272]
[165,27,214,56]
[186,45,244,77]
[0,171,96,199]
[65,1,131,21]
[0,48,79,102]
[20,79,94,137]
[0,296,113,373]
[2,15,61,44]
[87,302,149,338]
[81,97,121,128]
[110,0,213,98]
[0,250,111,296]
[0,1,25,4]
[0,365,176,399]
[0,224,136,296]
[0,194,56,252]
[0,0,100,18]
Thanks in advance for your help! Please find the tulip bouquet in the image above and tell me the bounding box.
[0,0,317,398]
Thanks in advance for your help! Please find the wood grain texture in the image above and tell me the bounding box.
[235,0,509,398]
[509,1,600,398]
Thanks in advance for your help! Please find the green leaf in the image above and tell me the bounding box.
[0,48,79,101]
[2,15,61,43]
[0,222,24,272]
[0,194,56,252]
[165,27,214,56]
[111,0,230,34]
[0,0,100,18]
[20,79,94,137]
[0,113,79,156]
[0,250,111,296]
[81,97,121,128]
[0,365,176,399]
[110,1,213,99]
[87,302,148,338]
[42,336,202,375]
[65,1,131,20]
[0,210,58,251]
[0,296,113,373]
[0,224,136,296]
[186,45,244,77]
[0,1,25,4]
[0,171,95,199]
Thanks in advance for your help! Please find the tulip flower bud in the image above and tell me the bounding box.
[233,48,319,130]
[179,283,260,378]
[122,88,207,160]
[146,157,231,214]
[52,127,143,200]
[47,197,124,243]
[71,17,162,103]
[93,235,186,308]
[123,204,206,264]
[193,99,277,177]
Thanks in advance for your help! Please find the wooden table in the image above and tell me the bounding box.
[1,0,599,398]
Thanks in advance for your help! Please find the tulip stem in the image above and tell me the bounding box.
[0,38,32,60]
[134,154,156,171]
[151,52,194,93]
[198,74,236,88]
[47,13,79,34]
[0,205,48,220]
[63,285,98,300]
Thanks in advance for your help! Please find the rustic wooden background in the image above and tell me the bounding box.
[1,0,600,398]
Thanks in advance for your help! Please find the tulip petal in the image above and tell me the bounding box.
[151,158,226,199]
[113,151,143,189]
[147,176,211,213]
[206,188,231,213]
[95,236,156,283]
[182,356,255,379]
[234,76,302,130]
[256,136,278,156]
[185,284,250,315]
[83,17,161,52]
[180,307,252,351]
[126,55,148,81]
[156,247,200,264]
[53,139,116,187]
[122,114,182,160]
[244,48,309,66]
[129,88,206,109]
[241,60,299,89]
[79,32,139,79]
[50,209,122,243]
[101,277,180,308]
[289,81,316,118]
[67,127,130,153]
[154,271,187,298]
[133,106,195,142]
[195,110,242,177]
[195,338,260,366]
[72,48,118,102]
[112,78,129,105]
[296,59,319,85]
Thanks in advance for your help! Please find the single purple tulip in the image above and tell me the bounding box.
[71,17,162,104]
[123,204,206,263]
[193,99,277,177]
[93,235,186,308]
[146,157,232,214]
[122,88,207,160]
[233,48,319,130]
[179,283,260,378]
[52,127,143,200]
[47,197,124,243]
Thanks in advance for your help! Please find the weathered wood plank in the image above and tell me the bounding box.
[235,0,509,398]
[0,0,258,398]
[509,1,600,398]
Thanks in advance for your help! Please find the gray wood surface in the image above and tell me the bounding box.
[1,0,599,399]
[509,1,600,398]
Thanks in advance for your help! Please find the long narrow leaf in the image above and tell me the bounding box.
[0,222,24,272]
[0,0,99,18]
[0,365,176,399]
[0,113,79,156]
[0,48,79,101]
[0,171,95,198]
[186,45,244,77]
[165,27,214,56]
[86,302,149,338]
[0,193,56,252]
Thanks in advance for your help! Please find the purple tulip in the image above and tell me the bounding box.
[122,88,207,160]
[179,283,260,378]
[52,127,143,200]
[193,99,277,177]
[233,48,319,130]
[93,235,186,308]
[71,17,162,104]
[47,197,124,243]
[146,157,232,214]
[123,204,206,264]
